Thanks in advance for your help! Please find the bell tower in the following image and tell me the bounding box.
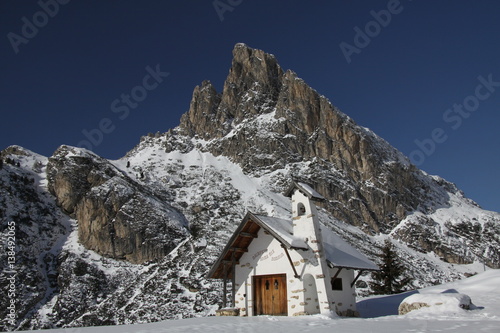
[285,181,335,316]
[285,181,324,239]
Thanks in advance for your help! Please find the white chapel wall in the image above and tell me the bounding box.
[233,186,361,317]
[328,267,356,314]
[234,226,329,316]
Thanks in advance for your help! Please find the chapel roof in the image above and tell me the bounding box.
[207,211,378,279]
[284,181,325,201]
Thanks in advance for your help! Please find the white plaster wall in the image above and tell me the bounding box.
[292,190,320,239]
[235,226,336,316]
[234,228,304,316]
[329,267,356,314]
[292,190,337,315]
[233,188,357,317]
[302,274,320,315]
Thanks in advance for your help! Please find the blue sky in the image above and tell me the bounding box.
[1,0,499,212]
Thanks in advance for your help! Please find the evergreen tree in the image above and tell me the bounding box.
[370,240,411,295]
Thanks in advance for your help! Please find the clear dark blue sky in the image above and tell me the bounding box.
[1,0,499,212]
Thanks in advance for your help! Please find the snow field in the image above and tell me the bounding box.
[18,270,500,333]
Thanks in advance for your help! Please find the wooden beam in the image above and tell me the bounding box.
[281,244,300,279]
[229,247,248,253]
[222,262,228,308]
[351,270,364,288]
[332,267,343,280]
[231,250,236,308]
[222,259,240,265]
[240,232,258,238]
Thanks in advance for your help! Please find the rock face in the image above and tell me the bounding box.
[177,44,430,234]
[46,146,189,264]
[180,43,284,139]
[176,43,500,266]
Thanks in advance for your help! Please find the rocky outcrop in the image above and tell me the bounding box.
[398,292,473,315]
[180,44,284,139]
[176,44,434,233]
[47,146,188,264]
[179,80,222,139]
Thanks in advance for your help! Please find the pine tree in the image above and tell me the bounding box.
[370,240,411,295]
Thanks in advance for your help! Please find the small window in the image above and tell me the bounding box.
[297,203,306,216]
[331,278,343,291]
[265,280,270,290]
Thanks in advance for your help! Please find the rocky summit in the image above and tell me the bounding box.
[1,44,499,330]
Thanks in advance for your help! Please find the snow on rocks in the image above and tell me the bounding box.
[398,291,473,315]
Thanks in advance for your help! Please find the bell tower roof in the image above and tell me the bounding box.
[284,181,325,201]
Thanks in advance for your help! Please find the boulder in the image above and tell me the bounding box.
[399,292,473,315]
[215,308,240,316]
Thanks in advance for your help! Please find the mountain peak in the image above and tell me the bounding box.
[180,43,285,139]
[174,44,490,238]
[221,43,284,117]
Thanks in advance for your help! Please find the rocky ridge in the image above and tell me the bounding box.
[175,43,499,266]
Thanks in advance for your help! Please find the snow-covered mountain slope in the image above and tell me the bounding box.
[1,43,499,330]
[19,270,500,333]
[0,146,73,329]
[174,44,500,266]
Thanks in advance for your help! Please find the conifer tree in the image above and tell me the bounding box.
[370,240,411,295]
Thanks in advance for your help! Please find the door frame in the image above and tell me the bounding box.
[252,273,288,316]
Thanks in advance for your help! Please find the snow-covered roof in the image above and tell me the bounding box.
[285,181,325,201]
[256,214,378,271]
[321,228,379,271]
[207,211,377,279]
[252,214,308,249]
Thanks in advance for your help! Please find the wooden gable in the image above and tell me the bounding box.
[207,212,307,279]
[207,212,261,279]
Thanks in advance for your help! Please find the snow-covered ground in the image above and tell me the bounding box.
[18,270,499,333]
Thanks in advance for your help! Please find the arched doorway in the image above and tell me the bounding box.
[303,274,320,314]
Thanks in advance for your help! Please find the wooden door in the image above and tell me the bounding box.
[253,274,287,316]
